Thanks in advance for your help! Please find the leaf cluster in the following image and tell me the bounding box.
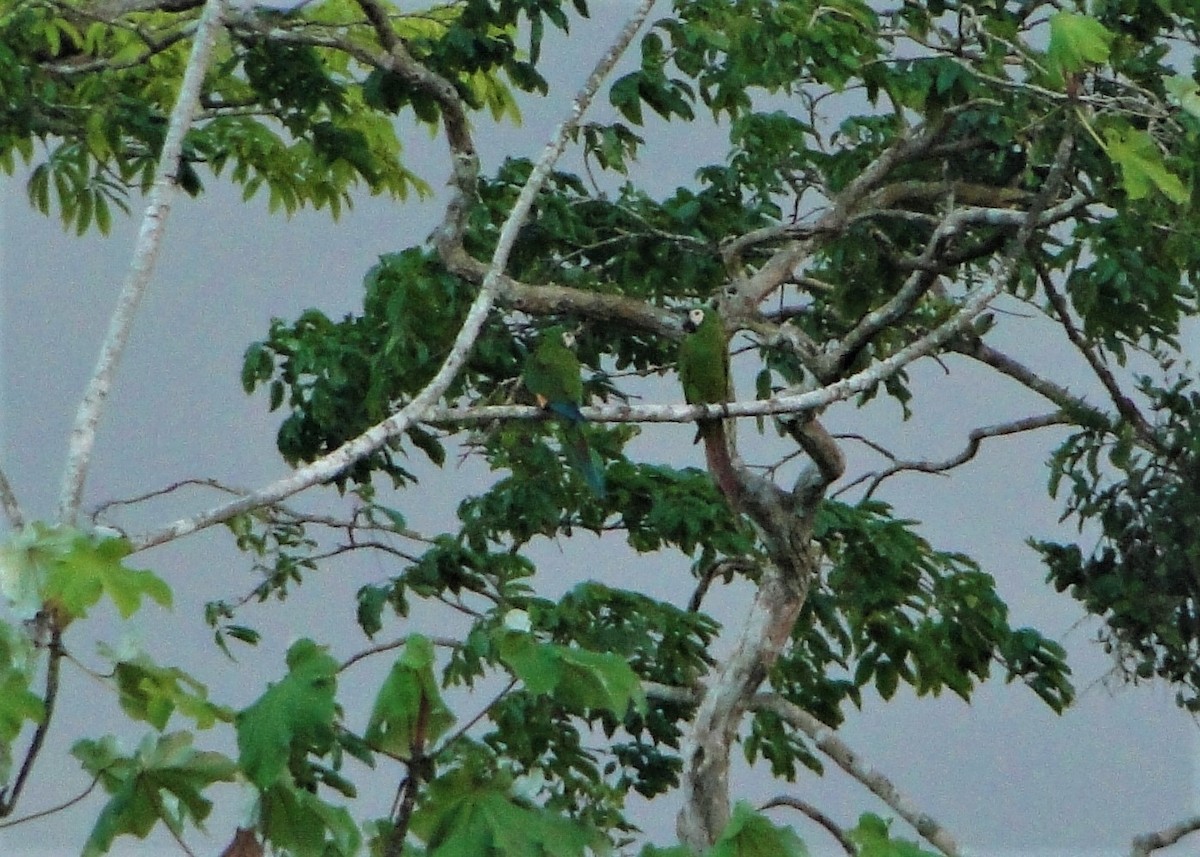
[1038,371,1200,708]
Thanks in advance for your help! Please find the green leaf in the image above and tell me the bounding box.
[498,631,645,716]
[0,621,44,782]
[44,533,171,622]
[1046,12,1114,80]
[411,762,602,857]
[236,638,339,790]
[364,635,454,758]
[1102,126,1189,203]
[72,732,237,857]
[709,801,808,857]
[110,652,233,730]
[1165,75,1200,120]
[849,812,940,856]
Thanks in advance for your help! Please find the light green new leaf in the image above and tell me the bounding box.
[1102,127,1189,203]
[237,638,339,790]
[709,801,809,857]
[44,533,172,622]
[73,732,237,857]
[365,635,454,758]
[1046,12,1114,79]
[1166,75,1200,120]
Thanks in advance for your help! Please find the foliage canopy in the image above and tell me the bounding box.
[1,0,1198,855]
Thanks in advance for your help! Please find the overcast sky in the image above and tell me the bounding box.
[1,4,1197,856]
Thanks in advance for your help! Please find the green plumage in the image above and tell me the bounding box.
[678,306,741,505]
[523,326,584,422]
[522,326,604,497]
[679,307,729,409]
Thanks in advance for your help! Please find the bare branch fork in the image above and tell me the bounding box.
[131,0,658,552]
[56,0,230,525]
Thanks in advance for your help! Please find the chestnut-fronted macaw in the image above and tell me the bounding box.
[523,326,605,497]
[679,306,740,504]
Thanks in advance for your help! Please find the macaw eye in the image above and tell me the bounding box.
[561,331,576,348]
[689,308,706,325]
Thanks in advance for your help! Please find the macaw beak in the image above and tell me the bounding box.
[682,318,698,334]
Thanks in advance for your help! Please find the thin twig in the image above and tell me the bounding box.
[1037,263,1157,444]
[0,467,25,529]
[56,0,229,523]
[0,774,101,828]
[760,795,856,856]
[834,412,1070,499]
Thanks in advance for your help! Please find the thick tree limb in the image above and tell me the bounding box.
[56,0,228,524]
[950,336,1112,425]
[131,0,657,552]
[678,563,812,849]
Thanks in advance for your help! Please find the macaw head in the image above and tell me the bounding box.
[683,306,708,334]
[538,324,576,349]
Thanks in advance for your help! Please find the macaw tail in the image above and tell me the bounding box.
[698,419,741,509]
[563,425,606,498]
[547,400,586,424]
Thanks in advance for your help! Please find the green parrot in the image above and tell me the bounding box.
[523,326,605,497]
[678,306,740,505]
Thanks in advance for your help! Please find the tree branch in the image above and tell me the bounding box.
[56,0,228,523]
[130,0,657,553]
[755,694,963,857]
[833,412,1071,499]
[0,467,25,529]
[1131,816,1200,857]
[759,795,855,856]
[0,629,64,818]
[1037,263,1157,444]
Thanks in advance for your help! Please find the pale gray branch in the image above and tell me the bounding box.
[130,0,657,553]
[1131,815,1200,857]
[755,695,963,857]
[56,0,228,524]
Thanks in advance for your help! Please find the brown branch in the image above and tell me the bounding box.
[0,628,64,818]
[950,336,1112,426]
[1037,263,1157,444]
[0,773,100,828]
[760,795,856,856]
[833,412,1071,499]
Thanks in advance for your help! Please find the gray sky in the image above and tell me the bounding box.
[1,3,1196,855]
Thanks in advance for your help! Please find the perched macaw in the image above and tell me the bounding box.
[523,326,605,497]
[678,306,740,505]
